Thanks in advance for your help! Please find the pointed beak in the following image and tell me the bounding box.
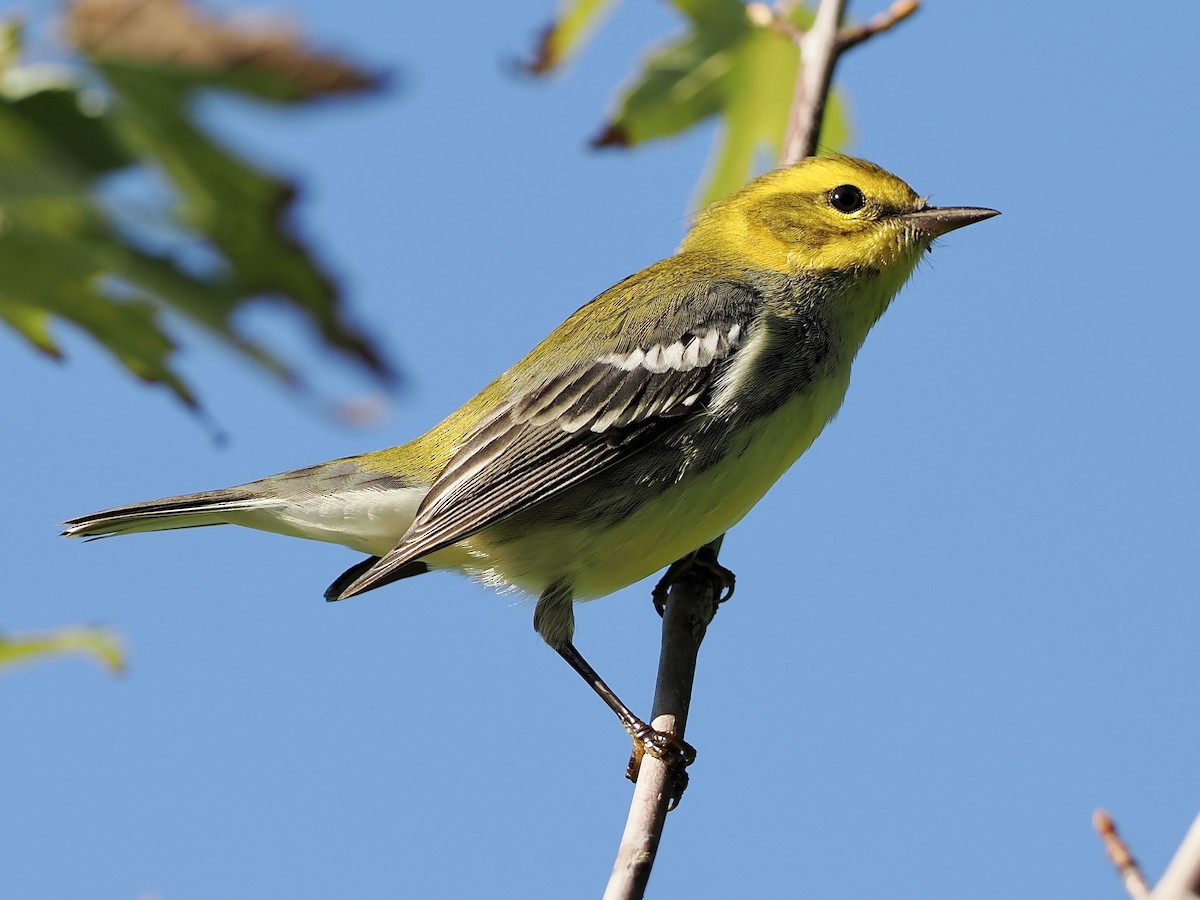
[901,206,1000,238]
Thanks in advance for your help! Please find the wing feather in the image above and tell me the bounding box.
[335,280,763,599]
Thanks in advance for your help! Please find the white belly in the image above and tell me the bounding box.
[229,486,427,556]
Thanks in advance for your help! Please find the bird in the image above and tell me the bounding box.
[64,155,997,803]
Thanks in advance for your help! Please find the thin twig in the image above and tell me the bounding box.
[1095,809,1153,900]
[604,538,722,900]
[838,0,919,52]
[781,0,847,164]
[779,0,920,164]
[1150,810,1200,900]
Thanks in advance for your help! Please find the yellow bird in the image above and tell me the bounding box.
[65,156,997,800]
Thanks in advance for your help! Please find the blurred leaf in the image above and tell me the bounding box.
[0,300,59,356]
[68,0,380,100]
[697,24,849,207]
[0,626,125,674]
[96,62,387,378]
[526,0,621,74]
[589,3,749,149]
[0,0,392,410]
[559,0,849,205]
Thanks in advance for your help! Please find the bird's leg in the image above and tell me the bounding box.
[554,640,696,806]
[535,582,694,807]
[651,542,736,617]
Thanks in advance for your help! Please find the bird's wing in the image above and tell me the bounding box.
[335,279,761,599]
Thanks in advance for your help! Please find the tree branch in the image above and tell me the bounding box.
[603,537,721,900]
[837,0,919,52]
[781,0,848,165]
[780,0,919,165]
[1155,810,1200,899]
[603,3,921,895]
[1097,807,1200,900]
[1095,810,1153,900]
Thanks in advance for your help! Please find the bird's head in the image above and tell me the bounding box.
[681,156,998,277]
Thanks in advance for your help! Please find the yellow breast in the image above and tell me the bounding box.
[458,370,851,600]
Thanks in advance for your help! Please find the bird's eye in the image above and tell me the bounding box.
[828,184,866,214]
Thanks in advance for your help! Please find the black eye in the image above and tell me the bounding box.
[828,184,865,213]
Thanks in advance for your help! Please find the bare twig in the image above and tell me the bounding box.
[1095,809,1153,900]
[780,0,920,164]
[1155,810,1200,899]
[780,0,847,164]
[604,538,722,900]
[838,0,919,52]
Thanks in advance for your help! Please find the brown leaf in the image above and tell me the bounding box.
[525,22,557,75]
[67,0,380,98]
[590,122,629,148]
[522,0,618,76]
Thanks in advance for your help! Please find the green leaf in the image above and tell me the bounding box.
[0,18,22,74]
[527,0,621,74]
[590,1,850,206]
[0,626,125,674]
[0,1,392,410]
[97,62,387,378]
[696,27,850,207]
[591,0,750,148]
[0,299,59,356]
[1,84,134,177]
[668,0,751,32]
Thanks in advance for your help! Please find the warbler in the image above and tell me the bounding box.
[65,156,996,796]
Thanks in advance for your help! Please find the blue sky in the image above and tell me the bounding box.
[6,1,1200,898]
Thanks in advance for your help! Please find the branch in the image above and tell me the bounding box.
[780,0,920,164]
[837,0,919,52]
[1096,808,1200,900]
[781,0,847,165]
[604,538,722,900]
[1156,811,1200,899]
[1095,810,1153,900]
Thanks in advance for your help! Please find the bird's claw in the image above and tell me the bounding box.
[625,724,697,810]
[652,546,736,617]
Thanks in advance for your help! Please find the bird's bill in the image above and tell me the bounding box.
[901,206,1000,237]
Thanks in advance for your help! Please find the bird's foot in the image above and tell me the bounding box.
[625,722,697,810]
[652,545,736,617]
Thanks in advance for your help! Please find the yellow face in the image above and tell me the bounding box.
[682,156,930,275]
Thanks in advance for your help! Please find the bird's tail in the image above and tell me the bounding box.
[62,486,275,540]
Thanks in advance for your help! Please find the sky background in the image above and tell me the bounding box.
[6,1,1200,898]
